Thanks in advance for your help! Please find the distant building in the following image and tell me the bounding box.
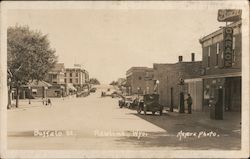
[45,63,65,85]
[153,54,202,111]
[65,67,89,91]
[126,67,155,95]
[199,20,241,112]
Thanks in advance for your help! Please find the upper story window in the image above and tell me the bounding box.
[70,79,73,83]
[216,43,219,66]
[76,72,78,77]
[70,73,72,77]
[207,46,211,67]
[64,73,67,77]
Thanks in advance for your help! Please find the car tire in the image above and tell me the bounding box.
[137,108,141,114]
[159,110,163,116]
[143,107,147,115]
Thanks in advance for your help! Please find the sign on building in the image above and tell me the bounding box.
[217,9,242,22]
[223,27,233,68]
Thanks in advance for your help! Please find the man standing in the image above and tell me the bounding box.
[186,94,193,114]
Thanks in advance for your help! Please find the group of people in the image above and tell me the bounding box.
[42,98,52,106]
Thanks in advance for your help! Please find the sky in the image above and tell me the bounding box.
[7,9,223,84]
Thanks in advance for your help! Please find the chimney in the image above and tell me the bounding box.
[191,53,195,62]
[178,56,183,62]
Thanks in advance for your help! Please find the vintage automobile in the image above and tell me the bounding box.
[90,87,97,93]
[137,94,163,115]
[118,96,133,108]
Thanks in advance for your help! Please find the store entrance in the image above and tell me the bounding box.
[224,77,241,112]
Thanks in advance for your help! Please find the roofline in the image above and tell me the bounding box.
[199,20,241,43]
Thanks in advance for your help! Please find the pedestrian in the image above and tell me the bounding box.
[48,98,52,106]
[186,94,192,114]
[42,97,45,105]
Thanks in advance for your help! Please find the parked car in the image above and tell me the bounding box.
[137,94,163,115]
[118,96,133,108]
[90,87,97,93]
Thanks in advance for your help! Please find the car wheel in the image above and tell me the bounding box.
[137,108,141,114]
[127,103,131,108]
[143,107,147,115]
[159,110,163,116]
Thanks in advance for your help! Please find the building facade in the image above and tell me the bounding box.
[199,20,242,114]
[153,54,202,111]
[45,63,65,85]
[126,67,155,95]
[65,68,89,91]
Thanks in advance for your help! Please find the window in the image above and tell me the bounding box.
[64,79,67,83]
[138,76,142,80]
[70,73,72,77]
[52,74,57,79]
[75,79,78,83]
[216,43,219,66]
[70,79,72,83]
[76,73,78,77]
[64,73,66,77]
[207,46,211,67]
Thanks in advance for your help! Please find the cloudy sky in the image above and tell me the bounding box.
[8,8,223,83]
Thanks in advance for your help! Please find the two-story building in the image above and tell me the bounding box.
[126,67,155,95]
[199,20,242,116]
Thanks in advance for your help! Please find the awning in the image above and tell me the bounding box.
[201,72,241,79]
[23,80,52,88]
[67,83,77,91]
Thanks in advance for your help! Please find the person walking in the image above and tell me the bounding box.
[186,94,193,114]
[47,98,52,106]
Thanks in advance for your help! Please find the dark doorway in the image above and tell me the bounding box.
[225,77,241,112]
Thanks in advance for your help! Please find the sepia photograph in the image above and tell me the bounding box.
[0,0,249,158]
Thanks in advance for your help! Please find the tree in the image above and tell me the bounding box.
[89,78,100,85]
[7,25,57,107]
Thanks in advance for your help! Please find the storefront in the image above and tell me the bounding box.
[202,73,241,115]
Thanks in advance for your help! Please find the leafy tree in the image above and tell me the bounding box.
[89,78,100,85]
[7,25,57,107]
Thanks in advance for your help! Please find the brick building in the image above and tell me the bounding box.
[153,54,202,111]
[126,67,155,95]
[199,20,242,113]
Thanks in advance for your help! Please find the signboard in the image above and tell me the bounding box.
[218,9,242,22]
[223,27,233,68]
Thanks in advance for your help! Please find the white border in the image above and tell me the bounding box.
[1,1,249,158]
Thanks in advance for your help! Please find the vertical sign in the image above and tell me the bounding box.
[223,27,233,68]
